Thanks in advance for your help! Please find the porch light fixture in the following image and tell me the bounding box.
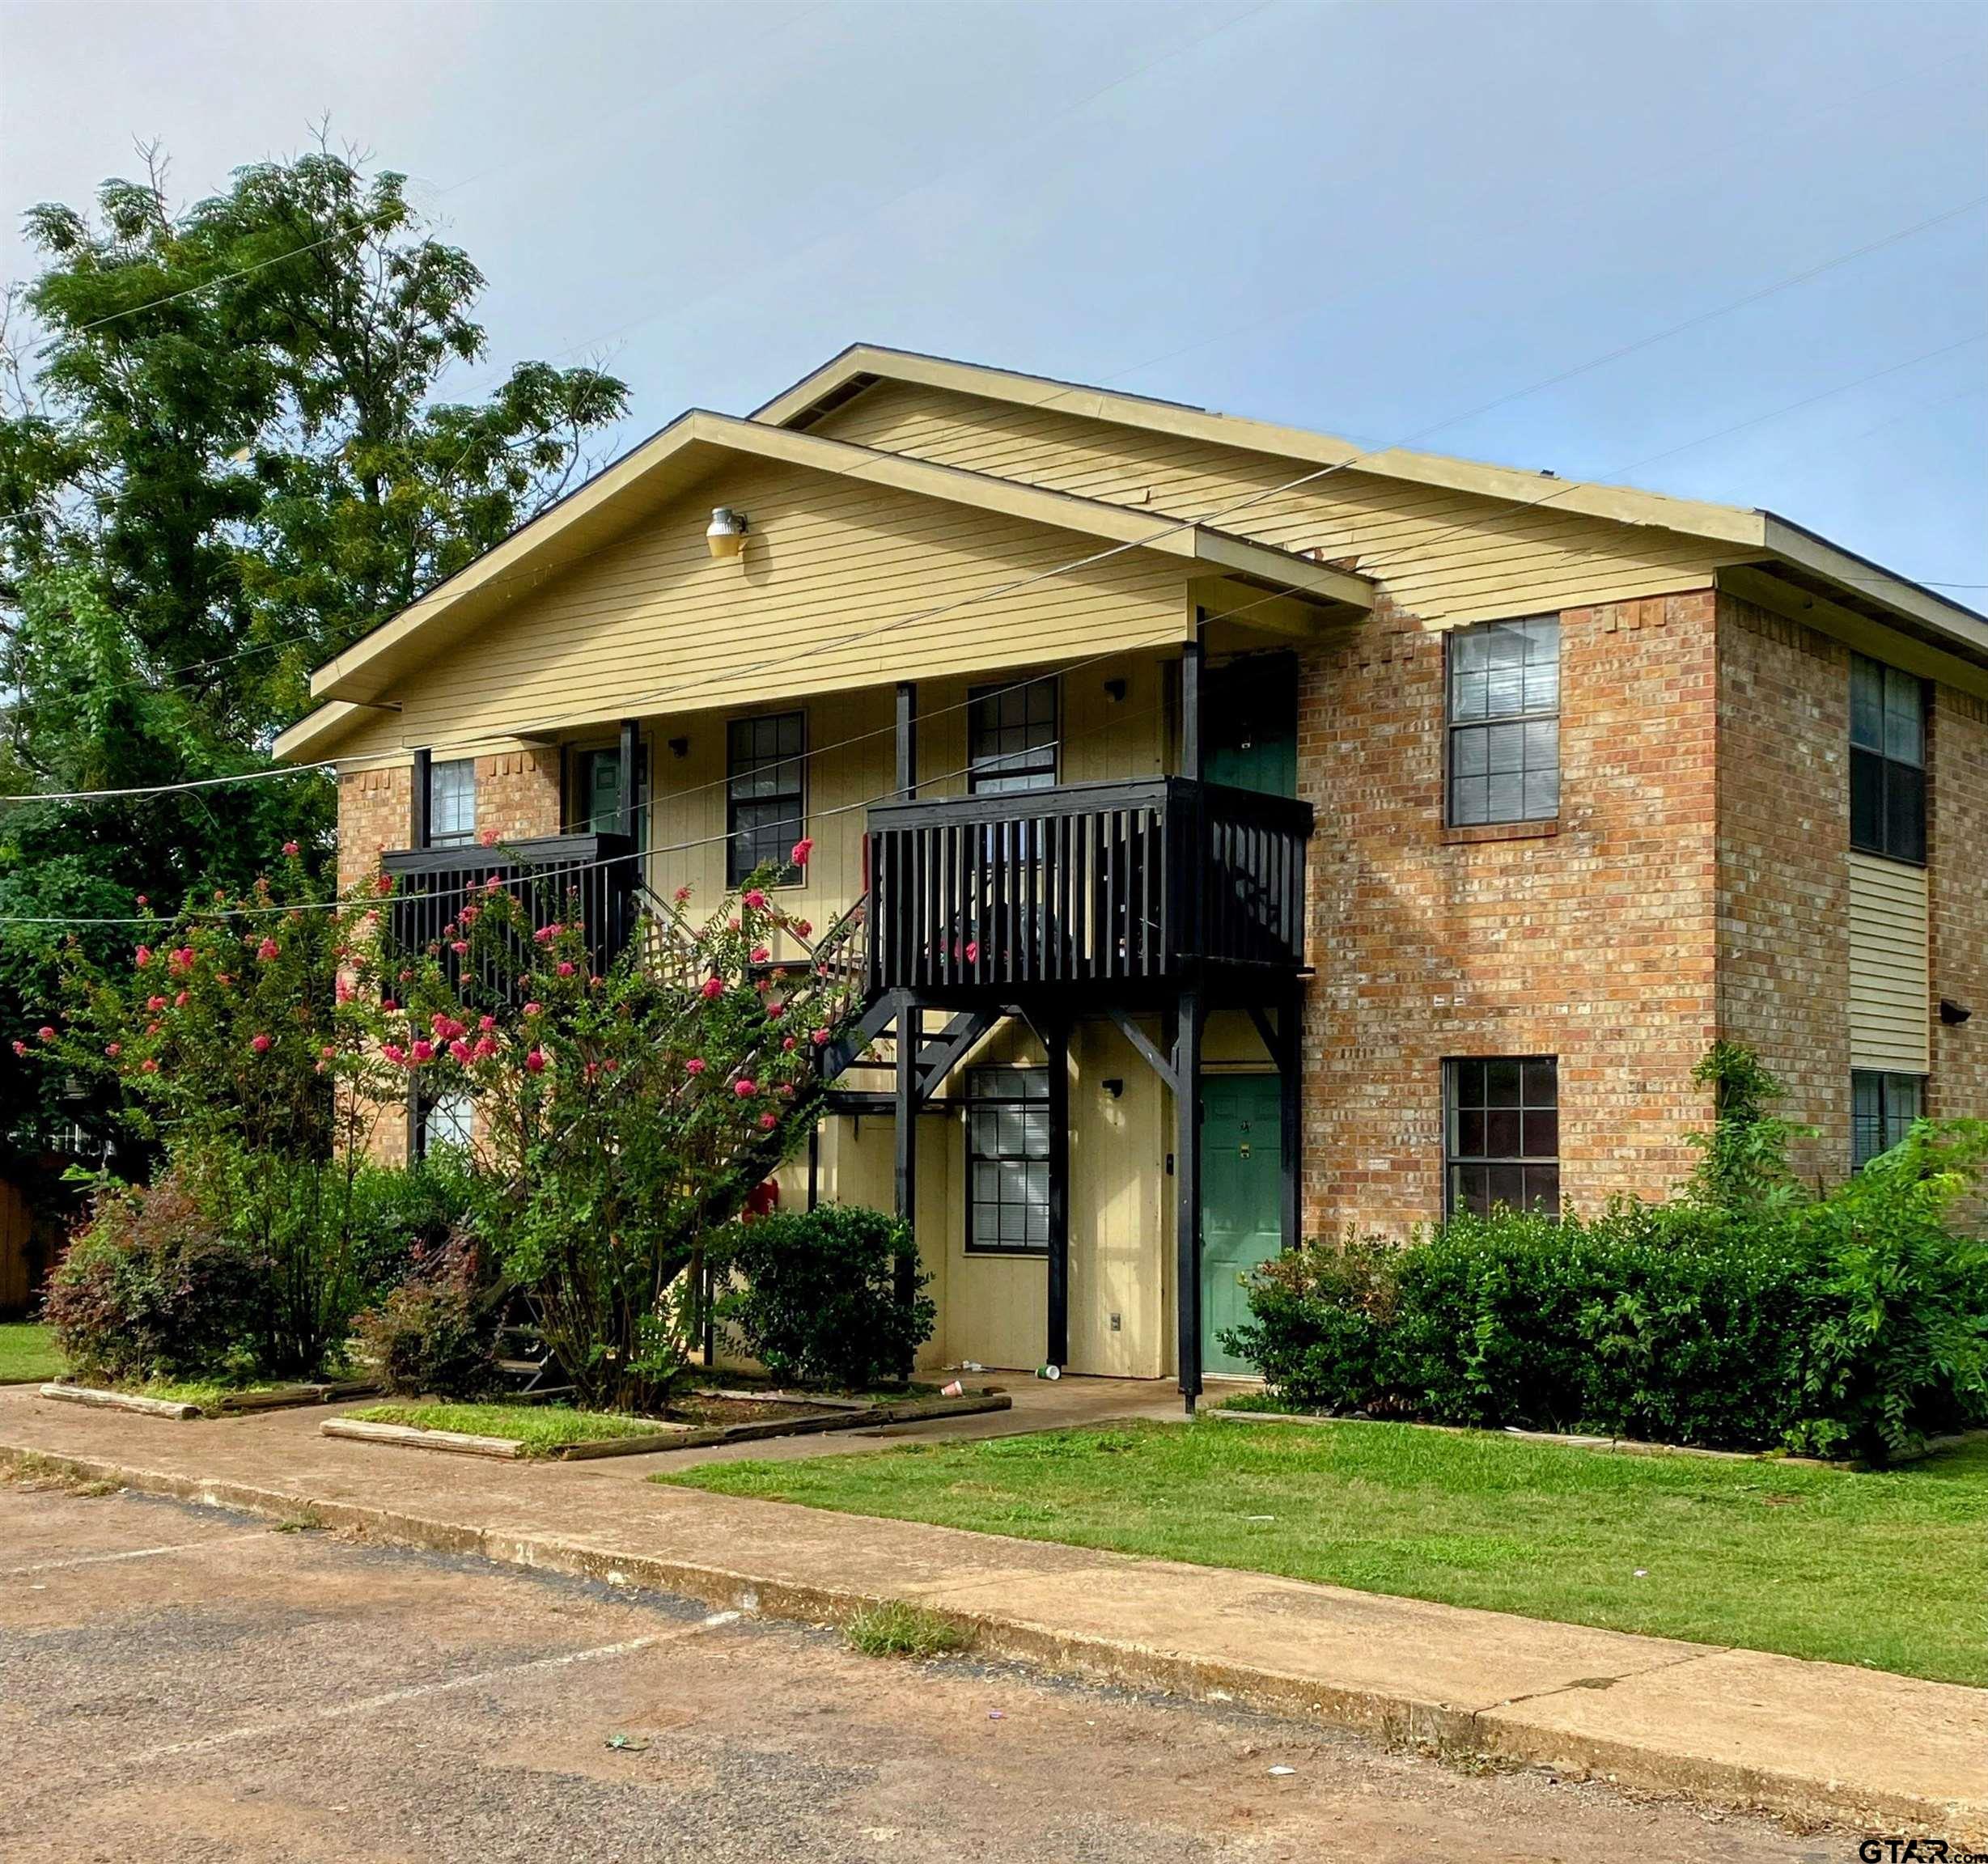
[668,736,690,759]
[1103,678,1127,704]
[1101,1078,1125,1099]
[706,506,748,561]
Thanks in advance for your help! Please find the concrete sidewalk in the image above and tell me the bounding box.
[2,1380,1982,1841]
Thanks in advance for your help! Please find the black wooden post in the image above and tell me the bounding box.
[1173,987,1203,1413]
[896,681,918,800]
[617,718,640,843]
[893,991,918,1303]
[1181,625,1204,780]
[1046,1015,1070,1370]
[410,748,432,849]
[1279,987,1303,1256]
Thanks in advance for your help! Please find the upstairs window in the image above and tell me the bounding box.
[1445,1057,1560,1218]
[727,712,805,886]
[415,1087,474,1160]
[1447,617,1559,826]
[1852,1070,1923,1171]
[968,679,1058,796]
[576,745,650,848]
[1850,655,1926,864]
[428,758,476,848]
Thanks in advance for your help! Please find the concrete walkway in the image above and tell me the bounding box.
[2,1379,1981,1841]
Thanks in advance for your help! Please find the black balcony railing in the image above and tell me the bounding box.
[865,777,1312,997]
[380,832,638,1006]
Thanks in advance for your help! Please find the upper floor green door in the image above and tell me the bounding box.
[1204,653,1298,799]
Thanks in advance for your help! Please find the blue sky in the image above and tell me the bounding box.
[4,0,1984,595]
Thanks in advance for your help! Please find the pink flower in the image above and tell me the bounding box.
[375,873,394,897]
[145,1023,160,1037]
[320,1045,336,1060]
[410,1039,434,1063]
[778,1082,795,1099]
[448,1039,473,1064]
[743,889,767,910]
[523,1001,543,1017]
[135,894,148,908]
[10,1041,26,1058]
[700,976,724,1000]
[36,1026,54,1044]
[479,827,499,847]
[282,840,300,857]
[451,940,470,955]
[256,938,279,961]
[141,1058,159,1074]
[249,1034,271,1055]
[557,960,575,976]
[673,885,692,904]
[174,991,189,1009]
[147,995,167,1013]
[380,998,397,1014]
[168,947,194,972]
[216,973,232,986]
[524,1048,547,1074]
[134,945,153,968]
[685,1058,707,1075]
[782,1036,796,1053]
[757,1111,778,1130]
[791,838,813,866]
[382,1043,407,1065]
[533,922,562,944]
[335,980,353,1004]
[794,919,812,938]
[104,1042,121,1057]
[734,1078,757,1098]
[478,1015,496,1032]
[750,945,770,964]
[964,941,979,964]
[810,1027,830,1046]
[473,1036,497,1060]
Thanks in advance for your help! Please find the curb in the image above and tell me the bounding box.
[2,1438,1972,1842]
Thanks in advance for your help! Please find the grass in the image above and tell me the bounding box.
[2,1451,119,1498]
[842,1600,975,1660]
[348,1400,669,1457]
[662,1417,1988,1688]
[0,1322,62,1385]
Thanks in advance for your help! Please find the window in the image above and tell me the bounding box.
[576,745,650,847]
[1852,1070,1923,1171]
[966,1067,1051,1254]
[968,679,1058,796]
[1447,617,1560,826]
[415,1087,474,1159]
[726,712,805,886]
[1850,655,1926,864]
[1445,1057,1559,1217]
[428,758,476,848]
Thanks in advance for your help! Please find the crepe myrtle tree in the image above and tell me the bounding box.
[382,835,863,1411]
[29,845,405,1374]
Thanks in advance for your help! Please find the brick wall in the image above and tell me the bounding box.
[1297,589,1720,1238]
[335,765,413,892]
[1930,685,1988,1132]
[474,748,562,840]
[1713,594,1850,1178]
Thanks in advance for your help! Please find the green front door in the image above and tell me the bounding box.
[1200,1073,1283,1376]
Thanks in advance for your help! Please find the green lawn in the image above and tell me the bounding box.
[663,1417,1988,1687]
[0,1323,61,1384]
[350,1401,668,1457]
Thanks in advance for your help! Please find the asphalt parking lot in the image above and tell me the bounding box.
[1,1474,1835,1863]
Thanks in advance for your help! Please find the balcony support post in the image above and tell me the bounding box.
[1181,627,1204,780]
[410,747,432,850]
[617,718,640,842]
[895,681,918,800]
[1278,987,1303,1256]
[893,990,919,1306]
[1045,1014,1070,1372]
[1172,986,1204,1414]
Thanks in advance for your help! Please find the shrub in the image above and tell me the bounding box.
[41,1176,259,1386]
[346,1154,478,1307]
[352,1231,499,1398]
[1223,1048,1988,1463]
[717,1204,935,1391]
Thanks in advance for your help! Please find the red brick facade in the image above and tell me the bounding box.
[1713,595,1852,1178]
[1930,687,1988,1126]
[1297,590,1720,1237]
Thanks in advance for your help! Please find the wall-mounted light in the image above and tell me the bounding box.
[1103,678,1127,704]
[706,506,748,561]
[668,736,690,760]
[1101,1078,1125,1099]
[1940,998,1973,1026]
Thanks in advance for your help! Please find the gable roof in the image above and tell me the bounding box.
[292,409,1368,729]
[753,344,1988,667]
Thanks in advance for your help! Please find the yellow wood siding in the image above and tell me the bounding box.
[808,381,1747,629]
[368,455,1193,757]
[1848,850,1931,1072]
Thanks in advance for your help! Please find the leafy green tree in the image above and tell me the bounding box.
[0,138,627,1182]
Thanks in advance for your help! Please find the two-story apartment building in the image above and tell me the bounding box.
[277,345,1988,1404]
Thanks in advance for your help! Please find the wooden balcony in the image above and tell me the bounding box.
[865,777,1312,1003]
